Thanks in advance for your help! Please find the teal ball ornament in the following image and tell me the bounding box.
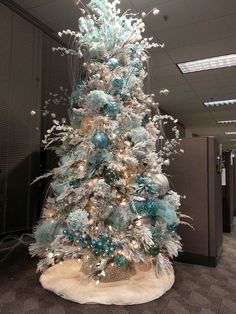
[69,179,80,188]
[103,102,120,119]
[79,236,86,243]
[93,249,101,257]
[168,223,177,232]
[96,240,104,249]
[81,243,88,249]
[63,229,68,235]
[67,234,74,241]
[92,132,110,149]
[107,58,119,70]
[115,255,128,267]
[108,246,115,255]
[91,240,97,247]
[112,77,124,89]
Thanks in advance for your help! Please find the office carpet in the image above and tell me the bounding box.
[0,219,235,314]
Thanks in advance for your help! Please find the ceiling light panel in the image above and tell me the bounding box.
[230,139,236,141]
[217,120,236,124]
[203,99,236,107]
[225,132,236,135]
[177,54,236,74]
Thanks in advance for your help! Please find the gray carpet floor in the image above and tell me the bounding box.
[0,219,236,314]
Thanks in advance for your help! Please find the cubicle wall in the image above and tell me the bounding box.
[234,158,236,217]
[168,137,223,266]
[222,152,235,232]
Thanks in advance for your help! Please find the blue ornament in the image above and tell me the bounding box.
[112,77,124,89]
[108,246,115,255]
[81,243,88,249]
[96,240,104,249]
[63,229,68,235]
[115,255,127,267]
[107,58,119,70]
[93,249,101,257]
[91,132,110,149]
[91,240,97,247]
[69,179,80,188]
[103,102,120,119]
[67,234,74,241]
[79,236,86,243]
[168,224,177,232]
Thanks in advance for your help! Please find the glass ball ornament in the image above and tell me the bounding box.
[63,229,68,235]
[103,167,119,184]
[93,249,101,257]
[69,179,80,188]
[167,223,177,232]
[91,240,97,247]
[67,234,74,241]
[112,77,124,89]
[81,243,88,249]
[107,58,119,70]
[115,255,128,267]
[91,132,110,149]
[96,240,104,249]
[79,236,86,243]
[108,246,115,255]
[103,101,120,119]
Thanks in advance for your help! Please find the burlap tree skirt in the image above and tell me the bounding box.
[40,259,175,305]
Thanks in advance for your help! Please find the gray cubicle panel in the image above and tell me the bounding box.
[222,152,235,232]
[168,137,223,266]
[234,158,236,217]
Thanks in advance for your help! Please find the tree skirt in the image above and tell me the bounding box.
[40,259,175,305]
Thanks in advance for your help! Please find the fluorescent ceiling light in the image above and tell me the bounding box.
[217,120,236,124]
[203,99,236,107]
[177,54,236,73]
[225,132,236,135]
[230,139,236,141]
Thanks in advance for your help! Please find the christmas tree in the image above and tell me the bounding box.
[30,0,189,304]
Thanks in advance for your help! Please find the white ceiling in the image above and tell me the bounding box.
[13,0,236,149]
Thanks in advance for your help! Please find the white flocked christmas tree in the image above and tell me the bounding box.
[30,0,190,305]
